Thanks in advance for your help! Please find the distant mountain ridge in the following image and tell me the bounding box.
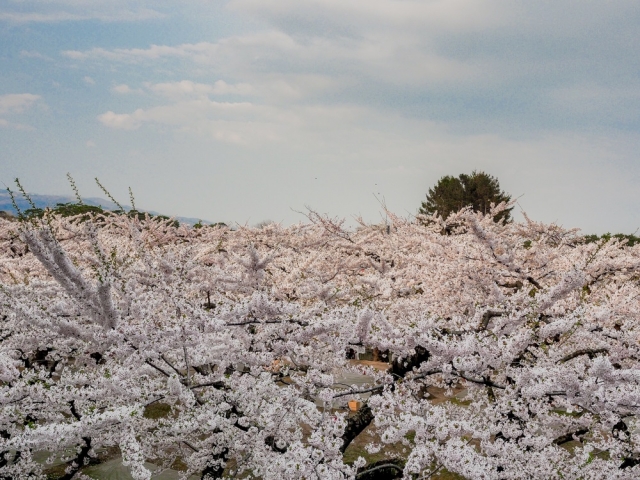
[0,191,210,226]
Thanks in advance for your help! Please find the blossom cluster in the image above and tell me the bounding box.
[0,205,639,479]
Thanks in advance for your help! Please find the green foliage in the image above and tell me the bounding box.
[194,221,228,229]
[127,210,179,227]
[584,233,640,247]
[19,202,182,227]
[420,171,512,223]
[23,203,105,220]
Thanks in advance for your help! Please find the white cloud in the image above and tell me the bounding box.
[0,94,41,130]
[61,0,640,106]
[112,84,133,94]
[60,26,481,87]
[146,80,255,99]
[0,118,35,130]
[19,50,53,61]
[0,5,164,23]
[98,110,143,130]
[62,43,217,62]
[98,99,258,142]
[0,94,41,115]
[109,77,334,105]
[83,76,95,85]
[86,140,96,147]
[228,0,507,34]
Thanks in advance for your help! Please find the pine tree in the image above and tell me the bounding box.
[420,171,512,223]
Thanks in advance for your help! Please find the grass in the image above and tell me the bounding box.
[144,401,173,419]
[42,446,121,480]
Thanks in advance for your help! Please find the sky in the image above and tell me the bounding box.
[1,0,639,233]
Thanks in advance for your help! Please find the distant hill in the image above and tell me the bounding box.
[0,191,211,226]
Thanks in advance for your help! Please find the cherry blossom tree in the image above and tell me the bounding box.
[0,199,639,479]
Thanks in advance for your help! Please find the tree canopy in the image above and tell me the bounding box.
[584,232,640,247]
[2,203,640,479]
[420,171,512,223]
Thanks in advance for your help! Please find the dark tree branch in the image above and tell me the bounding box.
[478,310,505,331]
[389,346,430,378]
[356,458,404,479]
[226,318,309,327]
[333,368,443,400]
[333,385,384,399]
[145,359,172,378]
[161,354,184,377]
[553,428,589,445]
[497,280,523,290]
[453,370,506,390]
[68,400,81,421]
[340,404,374,453]
[527,276,542,289]
[546,391,567,397]
[59,437,92,480]
[183,441,199,452]
[201,448,229,480]
[190,381,227,390]
[559,348,608,364]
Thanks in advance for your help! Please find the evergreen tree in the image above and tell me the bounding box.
[420,171,512,223]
